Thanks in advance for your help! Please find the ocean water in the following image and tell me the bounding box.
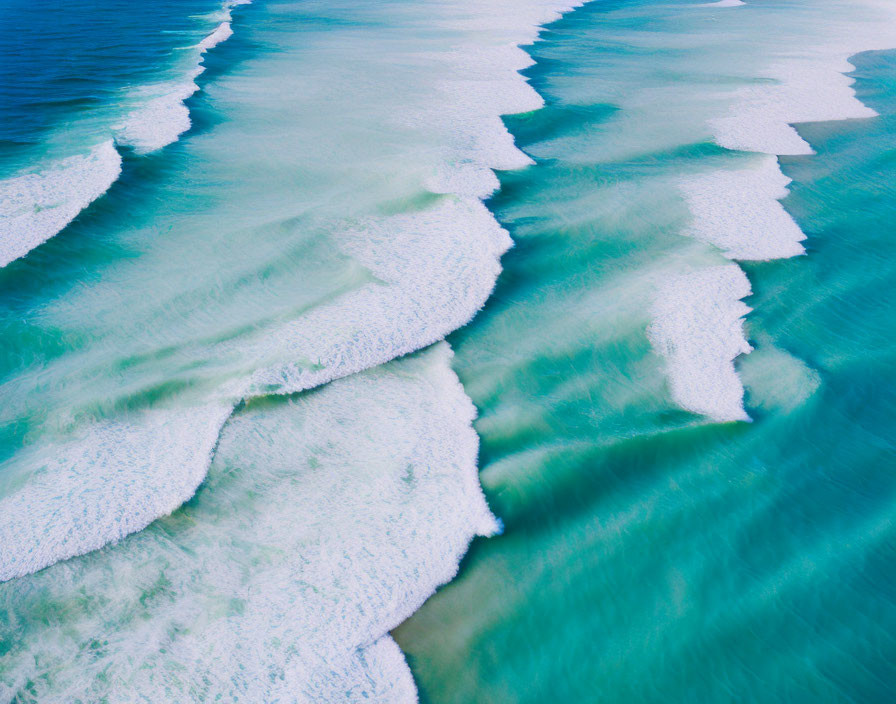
[395,2,896,702]
[1,0,895,702]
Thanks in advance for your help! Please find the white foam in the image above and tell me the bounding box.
[0,141,122,267]
[0,195,511,582]
[116,1,248,153]
[665,0,896,422]
[0,1,249,266]
[410,10,583,197]
[115,81,199,153]
[710,60,878,155]
[709,2,896,155]
[0,402,234,582]
[680,154,805,261]
[649,265,753,422]
[0,0,589,586]
[0,345,497,702]
[703,0,744,7]
[198,20,233,53]
[243,196,513,396]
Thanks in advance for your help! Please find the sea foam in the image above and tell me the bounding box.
[0,0,588,585]
[0,403,234,582]
[116,2,245,153]
[244,197,513,396]
[0,141,122,267]
[0,346,498,702]
[649,265,753,422]
[680,154,805,261]
[0,1,249,267]
[707,1,896,154]
[0,196,509,583]
[654,0,896,423]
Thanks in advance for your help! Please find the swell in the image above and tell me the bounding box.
[113,0,250,152]
[0,0,251,269]
[648,0,896,423]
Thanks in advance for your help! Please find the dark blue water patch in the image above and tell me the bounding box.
[0,0,221,156]
[0,0,262,289]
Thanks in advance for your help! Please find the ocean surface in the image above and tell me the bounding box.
[1,0,895,702]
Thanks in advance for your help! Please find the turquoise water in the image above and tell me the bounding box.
[1,0,895,701]
[396,5,896,702]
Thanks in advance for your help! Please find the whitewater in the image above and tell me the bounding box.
[648,0,896,422]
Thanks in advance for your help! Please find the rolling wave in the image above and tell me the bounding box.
[0,1,250,269]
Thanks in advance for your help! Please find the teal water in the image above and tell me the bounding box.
[1,0,895,701]
[395,5,896,702]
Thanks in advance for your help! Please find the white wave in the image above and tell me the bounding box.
[391,5,585,199]
[658,0,896,422]
[0,141,122,267]
[0,196,503,582]
[0,345,497,702]
[0,196,510,582]
[680,154,805,261]
[649,265,753,422]
[0,0,250,266]
[703,0,744,7]
[708,2,896,155]
[710,59,879,156]
[0,403,234,582]
[0,0,589,584]
[243,196,512,396]
[198,19,234,52]
[116,1,249,153]
[115,81,199,153]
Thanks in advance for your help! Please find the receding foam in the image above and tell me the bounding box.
[0,195,512,582]
[0,0,590,584]
[680,154,805,261]
[0,403,234,582]
[710,60,878,156]
[0,0,249,266]
[244,196,512,397]
[708,1,896,156]
[649,265,753,422]
[665,0,896,423]
[0,141,122,267]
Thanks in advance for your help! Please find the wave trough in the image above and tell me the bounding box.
[0,141,122,267]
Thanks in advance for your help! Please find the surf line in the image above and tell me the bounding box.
[0,0,595,584]
[649,0,896,422]
[0,0,253,269]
